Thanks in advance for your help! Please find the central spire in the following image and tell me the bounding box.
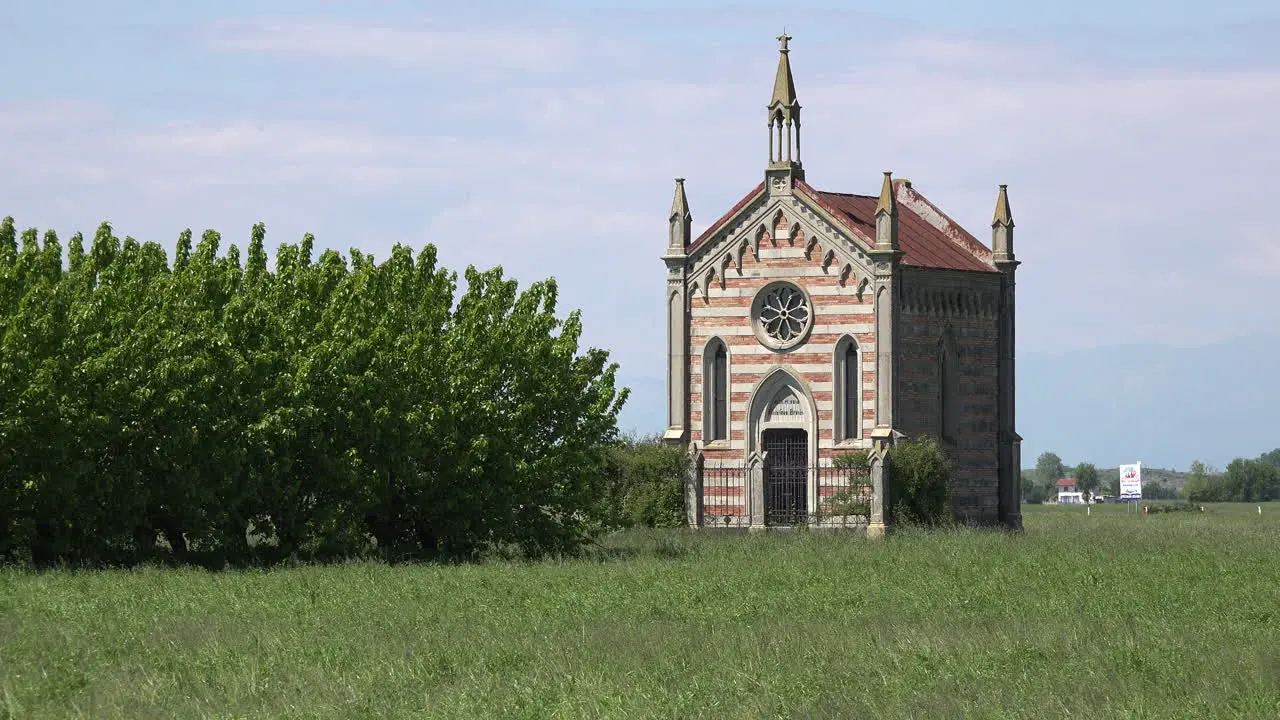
[771,32,797,107]
[767,31,803,183]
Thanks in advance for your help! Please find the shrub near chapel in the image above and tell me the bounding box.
[661,34,1022,532]
[0,216,627,567]
[598,436,688,530]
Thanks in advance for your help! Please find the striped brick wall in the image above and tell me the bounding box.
[686,214,874,466]
[896,267,1004,524]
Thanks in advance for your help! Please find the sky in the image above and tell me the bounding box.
[3,1,1279,452]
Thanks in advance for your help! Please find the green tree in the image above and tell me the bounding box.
[1035,452,1066,492]
[1073,462,1100,500]
[1185,458,1277,503]
[1183,460,1211,501]
[1221,458,1279,502]
[1259,448,1280,469]
[1020,471,1035,500]
[1,217,628,567]
[597,435,688,529]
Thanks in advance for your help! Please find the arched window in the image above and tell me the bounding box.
[834,336,860,443]
[703,339,729,443]
[939,329,960,443]
[712,344,728,441]
[843,342,859,440]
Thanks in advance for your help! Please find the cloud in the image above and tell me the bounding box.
[0,100,108,134]
[1,104,519,198]
[197,17,583,73]
[4,15,1280,436]
[1225,225,1280,280]
[123,121,456,191]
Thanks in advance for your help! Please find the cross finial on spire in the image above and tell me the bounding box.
[766,31,802,180]
[769,31,798,109]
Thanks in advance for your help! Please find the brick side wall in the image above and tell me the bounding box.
[897,267,1004,524]
[686,213,875,467]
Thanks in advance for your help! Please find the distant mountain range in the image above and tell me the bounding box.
[616,333,1279,471]
[1018,333,1279,471]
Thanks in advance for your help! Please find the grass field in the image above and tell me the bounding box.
[3,503,1278,719]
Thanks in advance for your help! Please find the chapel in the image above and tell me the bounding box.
[660,34,1022,534]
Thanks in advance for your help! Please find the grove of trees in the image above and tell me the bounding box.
[1,216,632,567]
[1183,455,1280,503]
[1023,448,1279,504]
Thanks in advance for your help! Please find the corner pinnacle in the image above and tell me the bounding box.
[992,184,1014,228]
[670,178,691,220]
[875,171,896,217]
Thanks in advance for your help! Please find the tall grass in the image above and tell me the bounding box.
[3,504,1278,719]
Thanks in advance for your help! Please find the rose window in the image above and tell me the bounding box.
[751,281,813,350]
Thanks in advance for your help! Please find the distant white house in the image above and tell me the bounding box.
[1056,478,1084,504]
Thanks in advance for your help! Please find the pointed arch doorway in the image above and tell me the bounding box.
[762,428,808,524]
[746,368,818,527]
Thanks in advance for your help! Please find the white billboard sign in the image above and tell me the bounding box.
[1119,462,1142,500]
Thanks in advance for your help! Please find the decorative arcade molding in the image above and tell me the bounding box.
[902,286,999,319]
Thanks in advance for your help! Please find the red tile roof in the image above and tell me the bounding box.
[799,182,996,274]
[685,178,996,274]
[1056,478,1076,487]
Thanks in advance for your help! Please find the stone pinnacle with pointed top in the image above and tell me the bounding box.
[668,177,692,253]
[875,171,897,217]
[875,171,899,251]
[992,183,1014,228]
[992,184,1015,263]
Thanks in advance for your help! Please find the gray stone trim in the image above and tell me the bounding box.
[685,194,874,293]
[663,262,689,442]
[686,446,704,527]
[743,367,822,523]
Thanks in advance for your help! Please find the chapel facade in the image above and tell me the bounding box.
[661,34,1022,534]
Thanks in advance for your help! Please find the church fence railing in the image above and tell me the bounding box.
[701,464,750,528]
[694,460,872,529]
[814,463,873,528]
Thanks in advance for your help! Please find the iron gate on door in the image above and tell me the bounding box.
[695,444,873,528]
[763,428,807,525]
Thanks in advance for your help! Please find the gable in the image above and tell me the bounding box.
[683,184,876,296]
[684,178,997,276]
